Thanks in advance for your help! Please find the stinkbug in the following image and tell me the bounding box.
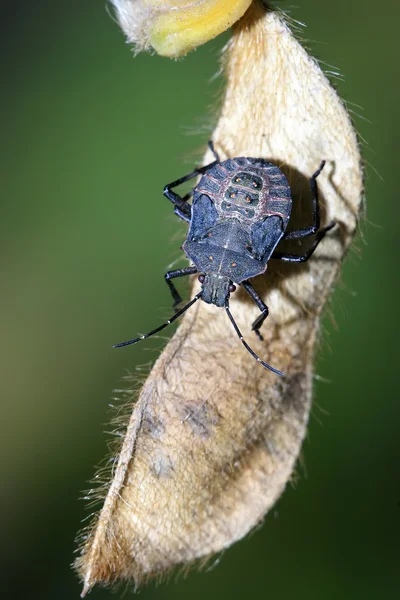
[114,142,335,375]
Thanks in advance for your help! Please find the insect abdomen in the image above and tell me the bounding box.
[195,157,292,227]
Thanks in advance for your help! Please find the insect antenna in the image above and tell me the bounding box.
[224,301,284,376]
[113,292,202,349]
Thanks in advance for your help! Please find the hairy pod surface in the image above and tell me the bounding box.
[76,3,363,595]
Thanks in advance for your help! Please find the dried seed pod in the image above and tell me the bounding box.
[110,0,252,57]
[75,3,363,595]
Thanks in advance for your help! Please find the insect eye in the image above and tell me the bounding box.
[198,274,205,283]
[228,284,236,293]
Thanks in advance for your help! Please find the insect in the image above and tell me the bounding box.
[114,142,335,375]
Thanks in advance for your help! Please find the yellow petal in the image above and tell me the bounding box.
[150,0,253,57]
[111,0,252,57]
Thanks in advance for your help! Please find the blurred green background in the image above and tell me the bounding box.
[1,1,399,598]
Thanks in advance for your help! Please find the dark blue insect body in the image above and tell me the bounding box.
[184,158,291,307]
[114,142,335,376]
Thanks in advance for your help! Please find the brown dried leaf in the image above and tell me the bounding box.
[75,3,363,595]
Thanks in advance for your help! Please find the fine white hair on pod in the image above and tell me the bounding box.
[109,0,154,52]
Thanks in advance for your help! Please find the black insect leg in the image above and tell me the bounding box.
[283,161,325,240]
[272,221,336,263]
[208,140,220,162]
[173,191,193,222]
[225,300,283,376]
[113,293,202,349]
[242,281,269,341]
[163,162,218,222]
[163,146,220,223]
[165,266,197,309]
